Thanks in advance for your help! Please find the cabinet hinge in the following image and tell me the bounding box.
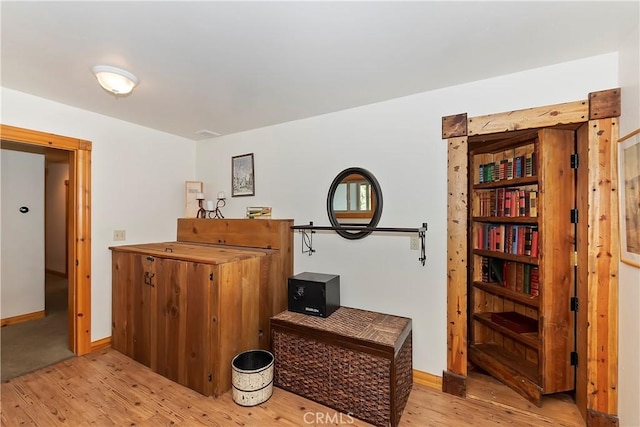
[570,209,579,224]
[570,153,579,169]
[572,251,578,267]
[571,351,579,366]
[208,373,212,382]
[75,259,79,266]
[209,273,214,281]
[571,297,579,312]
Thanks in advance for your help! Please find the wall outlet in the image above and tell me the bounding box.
[410,236,419,251]
[113,230,126,241]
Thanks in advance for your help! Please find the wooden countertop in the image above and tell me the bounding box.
[109,241,275,264]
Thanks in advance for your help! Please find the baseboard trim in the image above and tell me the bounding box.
[1,310,45,327]
[413,369,442,390]
[90,337,112,352]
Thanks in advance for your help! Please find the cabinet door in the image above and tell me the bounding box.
[111,252,156,368]
[155,258,215,396]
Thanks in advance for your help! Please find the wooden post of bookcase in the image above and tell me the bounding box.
[584,117,620,425]
[443,114,469,396]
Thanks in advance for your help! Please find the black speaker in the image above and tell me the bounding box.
[287,272,340,318]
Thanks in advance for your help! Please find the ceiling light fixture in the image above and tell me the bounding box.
[92,65,139,96]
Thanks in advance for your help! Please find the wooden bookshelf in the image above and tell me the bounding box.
[468,129,576,405]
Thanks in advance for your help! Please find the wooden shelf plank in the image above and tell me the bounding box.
[473,176,538,189]
[472,216,538,225]
[472,249,538,265]
[473,312,540,350]
[472,281,539,308]
[469,343,542,406]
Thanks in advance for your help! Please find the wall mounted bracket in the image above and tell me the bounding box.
[291,222,428,266]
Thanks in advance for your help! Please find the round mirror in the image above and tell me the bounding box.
[327,167,383,240]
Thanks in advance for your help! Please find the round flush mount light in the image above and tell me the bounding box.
[92,65,139,96]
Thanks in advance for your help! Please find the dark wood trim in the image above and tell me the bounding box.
[587,409,620,427]
[442,113,468,138]
[442,370,466,397]
[588,88,621,120]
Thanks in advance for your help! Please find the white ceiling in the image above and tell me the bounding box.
[1,1,638,141]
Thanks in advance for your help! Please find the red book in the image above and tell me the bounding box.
[531,229,539,257]
[517,226,525,255]
[530,266,540,296]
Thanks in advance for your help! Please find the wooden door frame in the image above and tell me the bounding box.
[442,89,621,426]
[1,124,92,355]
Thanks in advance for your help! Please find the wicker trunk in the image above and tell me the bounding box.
[271,307,412,427]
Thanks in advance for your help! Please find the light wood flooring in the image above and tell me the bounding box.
[1,348,585,426]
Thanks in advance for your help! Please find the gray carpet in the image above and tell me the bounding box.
[1,274,75,382]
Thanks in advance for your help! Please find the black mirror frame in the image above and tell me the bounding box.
[326,167,383,240]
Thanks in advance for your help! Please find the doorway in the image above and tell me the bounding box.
[443,89,620,424]
[1,124,92,356]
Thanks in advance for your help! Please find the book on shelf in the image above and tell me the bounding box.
[529,191,537,217]
[530,266,540,296]
[246,206,272,219]
[523,264,531,294]
[476,150,536,184]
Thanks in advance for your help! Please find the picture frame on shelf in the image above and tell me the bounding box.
[185,181,203,218]
[232,153,255,197]
[618,128,640,268]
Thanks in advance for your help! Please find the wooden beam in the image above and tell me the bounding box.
[586,118,619,417]
[467,100,588,136]
[442,113,467,138]
[446,136,468,378]
[1,124,91,150]
[589,88,621,120]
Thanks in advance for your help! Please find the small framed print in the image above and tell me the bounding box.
[232,153,255,197]
[185,181,203,218]
[619,128,640,268]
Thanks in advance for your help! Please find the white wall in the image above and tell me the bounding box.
[617,23,640,427]
[1,150,45,318]
[0,88,197,340]
[45,162,68,274]
[196,53,620,377]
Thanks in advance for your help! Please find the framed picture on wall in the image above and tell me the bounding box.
[232,153,255,197]
[185,181,203,218]
[619,128,640,268]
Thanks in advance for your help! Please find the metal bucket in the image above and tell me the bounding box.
[231,350,274,406]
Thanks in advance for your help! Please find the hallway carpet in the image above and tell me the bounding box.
[1,274,75,381]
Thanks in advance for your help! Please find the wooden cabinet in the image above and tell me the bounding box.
[467,128,575,405]
[112,247,262,396]
[111,219,293,397]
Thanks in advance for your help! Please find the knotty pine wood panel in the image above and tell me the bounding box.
[467,100,589,136]
[538,128,575,394]
[154,258,217,396]
[446,136,469,377]
[575,122,590,421]
[109,241,268,264]
[177,218,293,250]
[586,118,619,416]
[213,257,261,397]
[0,349,585,426]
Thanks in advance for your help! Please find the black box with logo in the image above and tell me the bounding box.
[287,272,340,318]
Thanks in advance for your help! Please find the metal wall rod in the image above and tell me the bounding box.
[291,222,428,266]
